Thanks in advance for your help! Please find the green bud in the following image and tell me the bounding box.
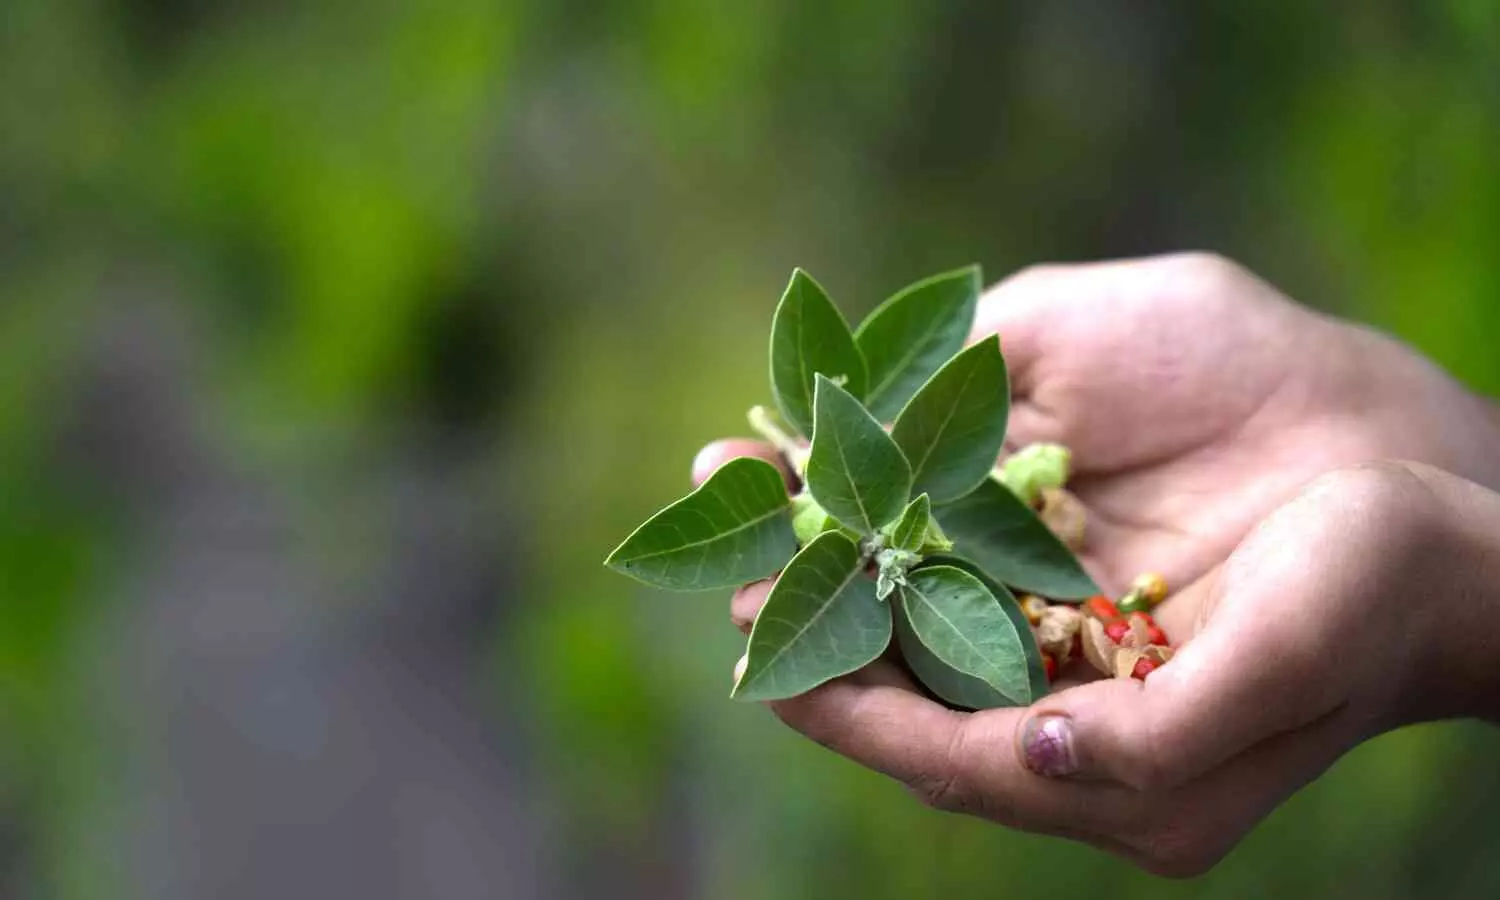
[873,547,921,602]
[918,517,954,554]
[790,492,833,546]
[997,443,1072,506]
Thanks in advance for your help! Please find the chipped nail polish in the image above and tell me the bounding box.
[1022,715,1078,777]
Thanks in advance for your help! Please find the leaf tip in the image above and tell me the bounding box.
[785,266,818,293]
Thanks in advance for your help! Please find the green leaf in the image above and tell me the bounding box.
[895,602,1016,711]
[733,532,892,702]
[891,337,1009,504]
[855,265,981,422]
[933,478,1099,600]
[769,269,868,438]
[605,457,797,590]
[909,555,1049,706]
[805,375,912,534]
[889,493,933,551]
[899,566,1032,704]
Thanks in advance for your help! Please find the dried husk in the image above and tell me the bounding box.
[1111,641,1174,680]
[1082,616,1115,676]
[1113,648,1146,679]
[1039,487,1087,550]
[1036,605,1083,662]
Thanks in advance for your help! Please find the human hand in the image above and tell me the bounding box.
[719,460,1500,875]
[702,251,1500,642]
[693,252,1500,874]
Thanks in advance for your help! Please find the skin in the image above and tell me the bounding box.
[693,252,1500,877]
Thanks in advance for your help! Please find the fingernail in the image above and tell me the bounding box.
[1021,715,1078,778]
[732,653,749,686]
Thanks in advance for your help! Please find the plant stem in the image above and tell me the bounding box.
[748,405,811,477]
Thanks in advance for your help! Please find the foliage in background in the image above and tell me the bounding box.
[2,1,1499,898]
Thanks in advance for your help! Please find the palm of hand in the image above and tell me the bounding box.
[986,255,1395,641]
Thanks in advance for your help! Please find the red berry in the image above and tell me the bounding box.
[1128,612,1169,647]
[1130,657,1158,680]
[1104,619,1131,645]
[1042,652,1059,682]
[1084,595,1121,621]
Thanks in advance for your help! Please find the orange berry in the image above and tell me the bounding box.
[1084,595,1121,622]
[1020,595,1049,626]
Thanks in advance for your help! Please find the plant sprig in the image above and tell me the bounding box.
[604,265,1102,709]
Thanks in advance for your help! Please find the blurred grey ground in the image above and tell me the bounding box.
[54,298,552,898]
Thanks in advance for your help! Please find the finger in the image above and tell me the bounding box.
[999,401,1071,450]
[767,677,1140,838]
[1014,567,1343,792]
[692,439,793,488]
[970,259,1147,392]
[969,269,1062,398]
[730,579,774,634]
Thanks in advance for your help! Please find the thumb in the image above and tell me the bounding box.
[1014,571,1341,790]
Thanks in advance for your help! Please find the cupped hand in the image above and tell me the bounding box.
[712,459,1500,875]
[703,252,1500,641]
[695,252,1500,874]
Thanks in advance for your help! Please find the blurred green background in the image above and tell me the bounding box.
[3,1,1500,897]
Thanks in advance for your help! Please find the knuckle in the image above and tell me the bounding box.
[909,772,970,814]
[1170,250,1244,284]
[909,724,982,816]
[1308,462,1438,544]
[1119,721,1175,793]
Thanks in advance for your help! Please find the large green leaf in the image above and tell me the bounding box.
[805,375,912,534]
[605,457,796,590]
[855,265,981,422]
[888,493,932,551]
[911,555,1049,706]
[733,531,891,702]
[899,565,1032,704]
[895,602,1016,711]
[769,269,868,438]
[933,478,1099,600]
[891,337,1009,504]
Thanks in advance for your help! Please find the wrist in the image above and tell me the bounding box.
[1405,465,1500,724]
[1341,323,1500,494]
